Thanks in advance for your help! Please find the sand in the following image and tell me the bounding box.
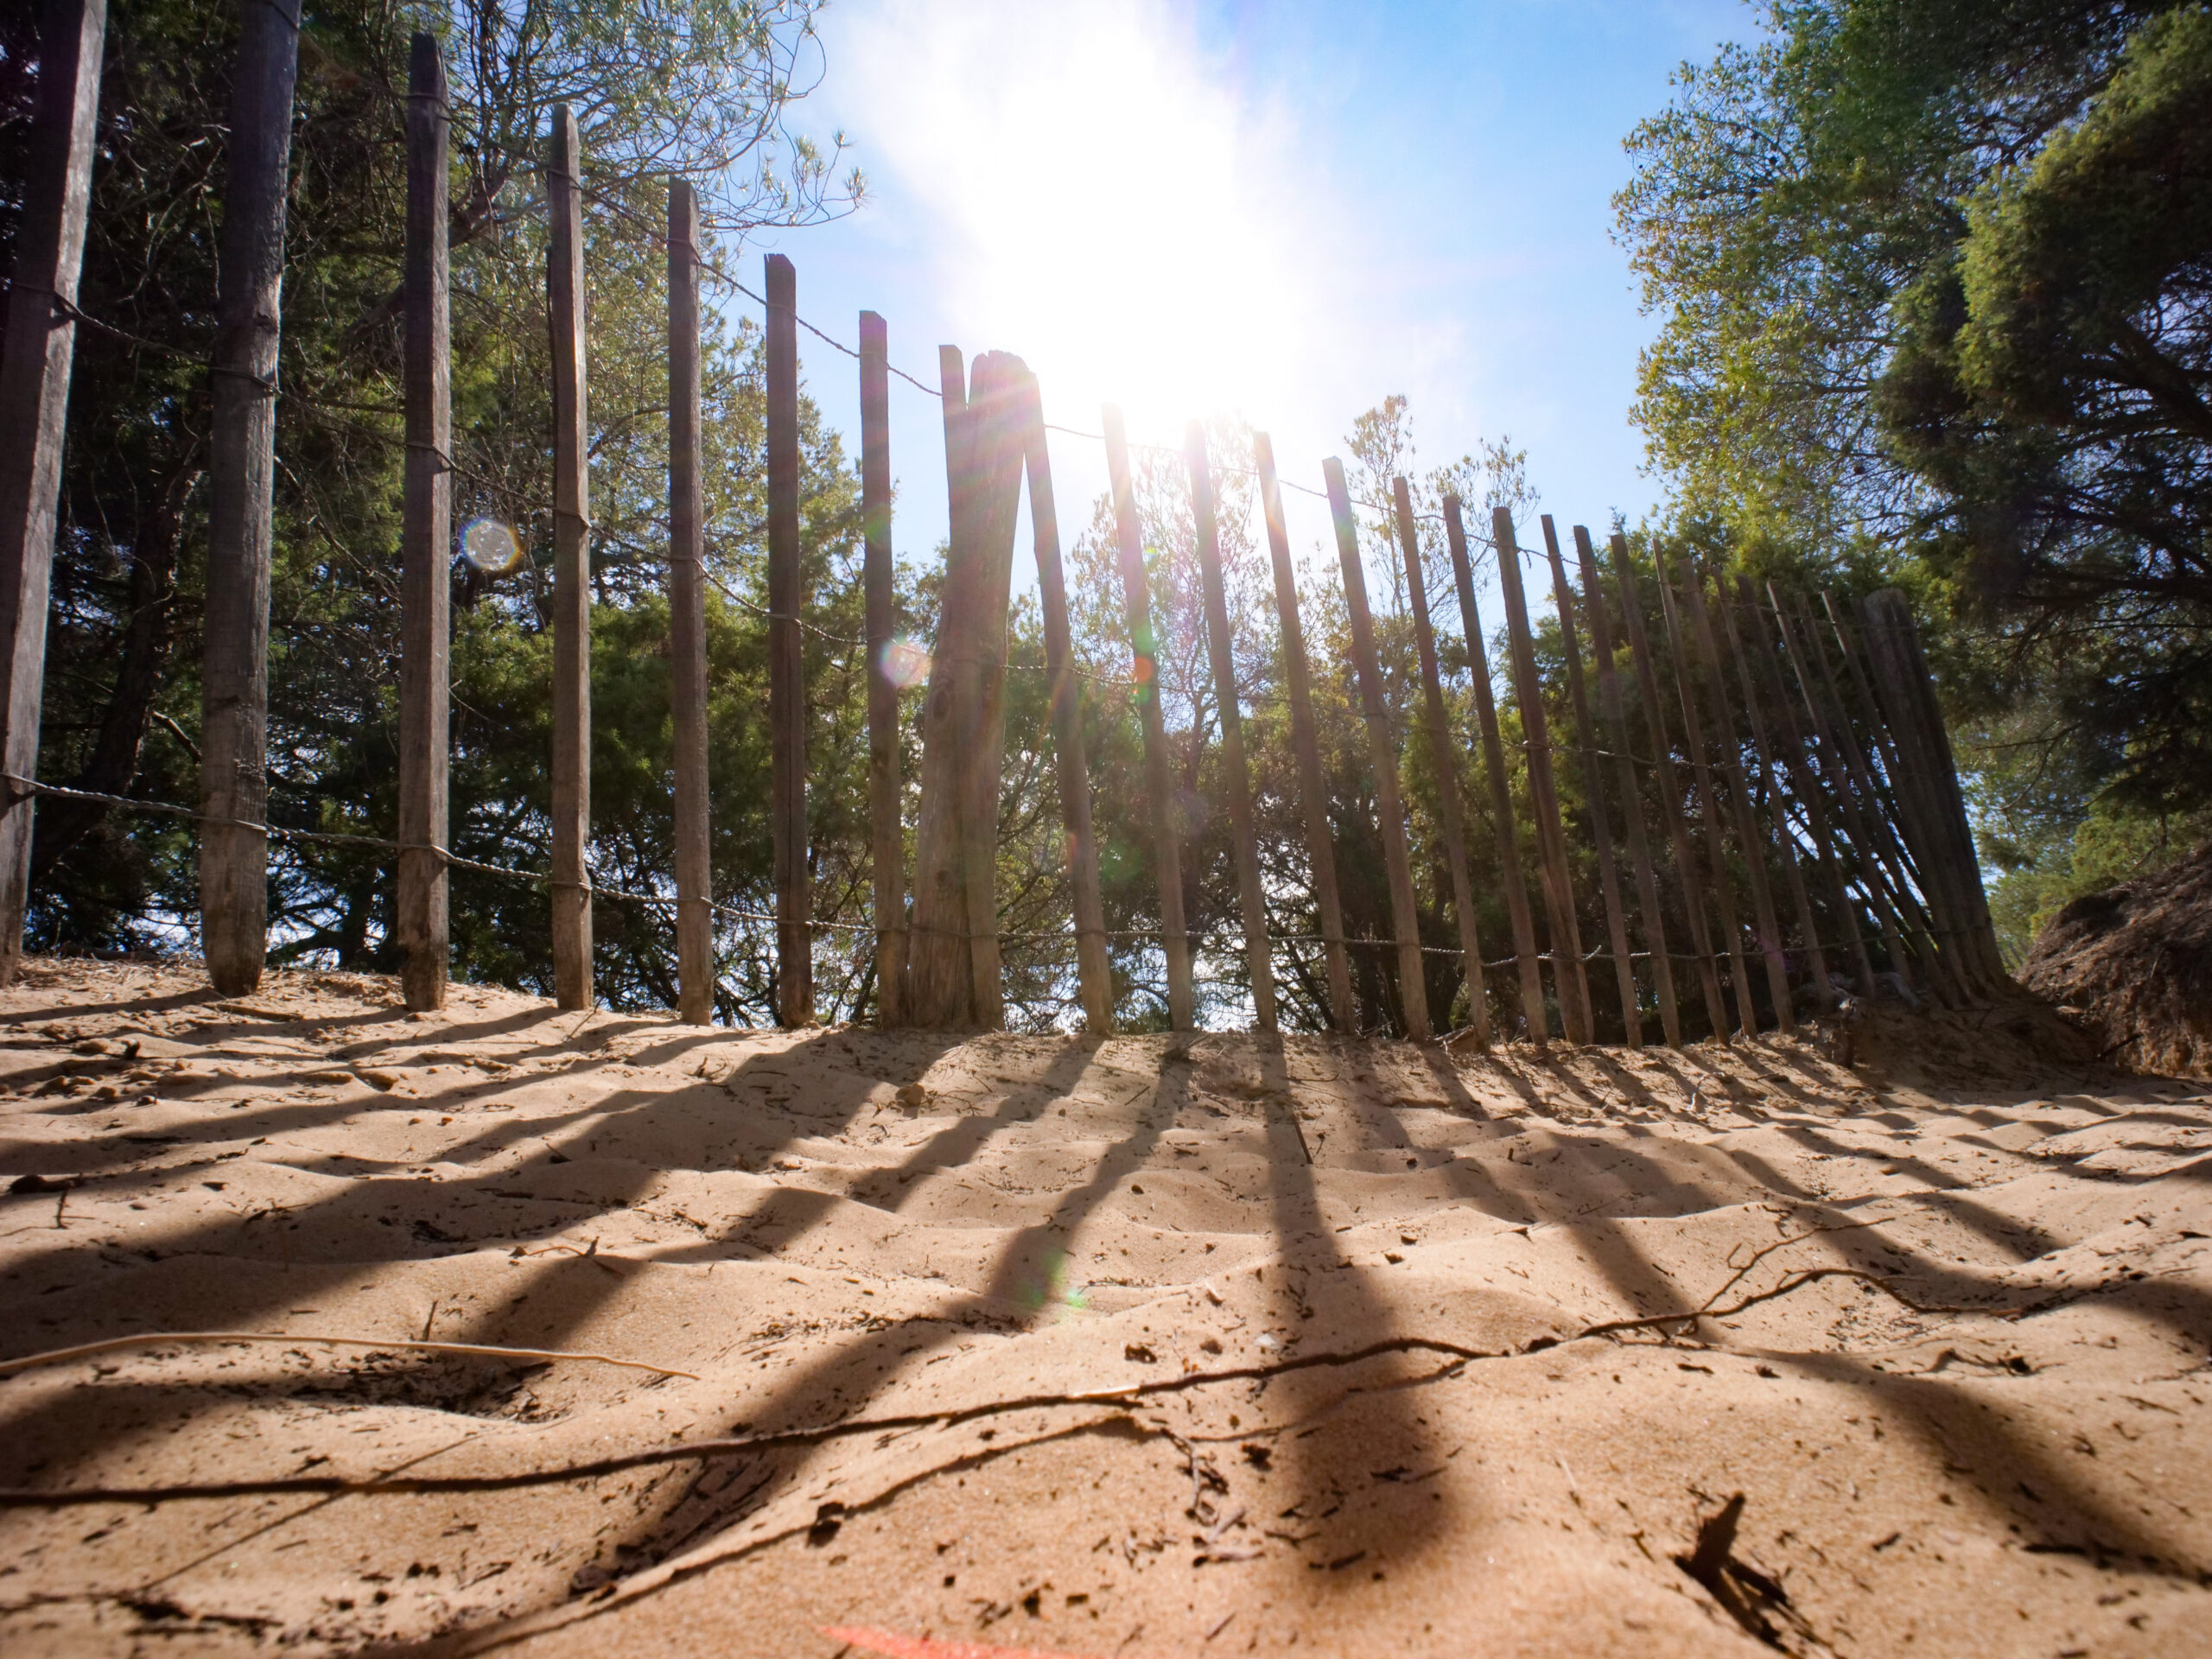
[2,958,2208,1658]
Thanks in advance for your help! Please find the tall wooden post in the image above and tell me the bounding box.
[1394,480,1487,1045]
[1675,556,1795,1034]
[1325,460,1428,1041]
[200,0,301,996]
[397,34,450,1014]
[764,254,810,1024]
[1577,530,1681,1046]
[1445,498,1546,1044]
[1103,406,1193,1031]
[1188,425,1275,1032]
[0,0,105,984]
[1712,574,1830,1007]
[859,311,903,1026]
[667,182,712,1024]
[1856,589,2006,993]
[1740,577,1874,996]
[1612,535,1729,1039]
[1492,510,1592,1046]
[1023,378,1110,1032]
[1255,435,1353,1031]
[1656,556,1756,1033]
[1542,519,1637,1045]
[545,107,592,1010]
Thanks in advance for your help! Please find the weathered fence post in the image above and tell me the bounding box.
[1656,553,1756,1034]
[1394,480,1488,1045]
[1020,378,1110,1033]
[1445,498,1546,1044]
[1612,535,1730,1039]
[1675,556,1794,1034]
[1255,435,1354,1032]
[397,33,450,1014]
[546,107,593,1010]
[667,182,712,1024]
[859,311,904,1026]
[1577,529,1681,1046]
[1325,460,1428,1041]
[1492,510,1592,1046]
[764,253,810,1025]
[200,0,301,996]
[0,0,105,984]
[1103,406,1194,1032]
[1855,589,2006,993]
[1543,519,1636,1045]
[1188,425,1275,1033]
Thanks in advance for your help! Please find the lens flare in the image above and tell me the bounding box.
[879,638,932,690]
[460,518,524,576]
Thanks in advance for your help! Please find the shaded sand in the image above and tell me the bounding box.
[2,960,2209,1657]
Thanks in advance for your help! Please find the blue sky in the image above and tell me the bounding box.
[738,0,1764,597]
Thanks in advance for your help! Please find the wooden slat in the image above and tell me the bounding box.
[1021,376,1110,1033]
[1738,576,1875,997]
[1395,480,1488,1045]
[765,253,810,1026]
[1189,424,1275,1032]
[859,311,903,1026]
[1712,573,1830,1007]
[200,0,302,997]
[397,33,450,1014]
[1655,554,1755,1034]
[1254,434,1353,1032]
[1445,498,1546,1044]
[1542,519,1636,1045]
[1611,535,1729,1039]
[1492,510,1592,1045]
[667,182,712,1024]
[1103,405,1194,1031]
[1325,460,1428,1041]
[0,0,105,983]
[1675,556,1795,1034]
[1576,529,1680,1046]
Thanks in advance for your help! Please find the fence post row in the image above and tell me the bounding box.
[1494,510,1593,1046]
[1255,436,1355,1032]
[667,183,712,1026]
[199,0,301,997]
[1103,405,1196,1033]
[1189,427,1277,1034]
[1325,460,1429,1041]
[0,0,106,987]
[1394,481,1488,1046]
[1444,498,1548,1045]
[1542,519,1637,1046]
[397,32,450,1014]
[7,22,2012,1043]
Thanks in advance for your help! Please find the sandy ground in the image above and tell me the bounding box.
[1,960,2209,1659]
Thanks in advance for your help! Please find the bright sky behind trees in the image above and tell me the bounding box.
[753,0,1763,581]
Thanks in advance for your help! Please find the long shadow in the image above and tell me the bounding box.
[0,1028,963,1483]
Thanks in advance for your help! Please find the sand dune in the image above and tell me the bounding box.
[3,960,2208,1656]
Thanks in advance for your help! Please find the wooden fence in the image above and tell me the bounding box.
[0,14,2005,1042]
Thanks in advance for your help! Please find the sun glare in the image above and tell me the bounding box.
[843,3,1318,443]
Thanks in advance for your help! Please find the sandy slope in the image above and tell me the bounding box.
[1,959,2208,1658]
